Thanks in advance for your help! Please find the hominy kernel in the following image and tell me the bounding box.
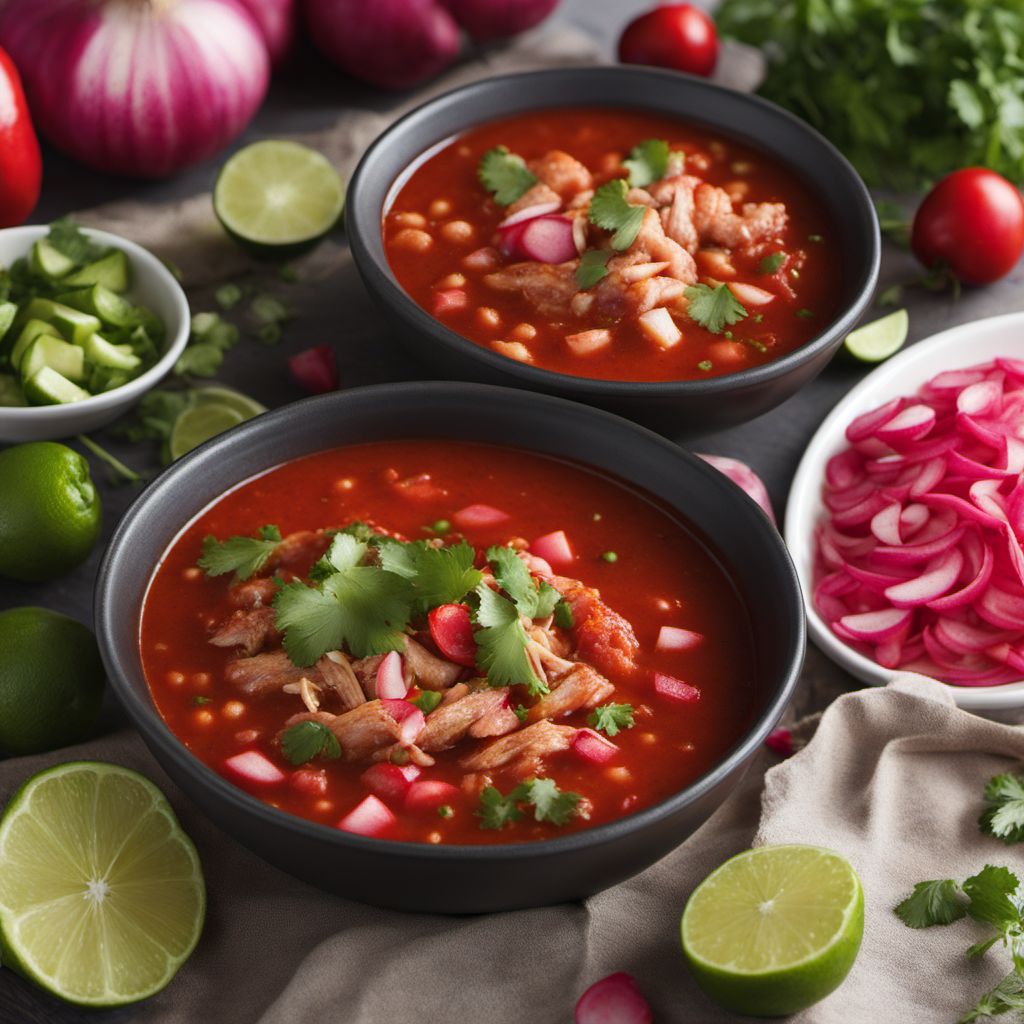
[223,700,246,719]
[235,729,260,743]
[393,228,433,253]
[429,198,452,219]
[155,642,168,652]
[194,709,215,727]
[655,598,672,611]
[183,566,202,581]
[393,212,427,229]
[315,800,334,813]
[437,272,466,289]
[456,144,472,158]
[427,831,443,844]
[441,220,474,245]
[509,322,537,341]
[476,307,501,330]
[640,732,657,746]
[192,672,211,688]
[166,671,186,686]
[491,340,532,363]
[605,766,631,783]
[680,742,696,753]
[333,477,356,492]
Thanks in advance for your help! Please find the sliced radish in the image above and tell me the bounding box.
[869,502,903,545]
[223,750,285,787]
[957,380,1002,417]
[498,201,561,228]
[531,529,574,566]
[572,728,619,764]
[835,608,912,642]
[428,603,477,667]
[452,503,510,530]
[656,625,703,651]
[653,672,701,704]
[337,795,396,838]
[875,404,936,445]
[575,973,653,1024]
[697,454,775,524]
[432,288,468,316]
[380,699,426,744]
[511,215,578,264]
[405,779,462,812]
[727,281,775,306]
[883,549,963,607]
[637,307,682,350]
[845,397,904,443]
[360,762,421,803]
[375,650,408,699]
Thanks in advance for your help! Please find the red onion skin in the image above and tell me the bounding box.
[442,0,559,41]
[0,0,269,178]
[303,0,461,90]
[236,0,296,67]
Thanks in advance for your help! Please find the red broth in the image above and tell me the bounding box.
[384,107,840,382]
[141,441,757,845]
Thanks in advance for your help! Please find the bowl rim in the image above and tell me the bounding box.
[346,65,881,397]
[784,310,1024,712]
[0,224,190,421]
[96,380,806,860]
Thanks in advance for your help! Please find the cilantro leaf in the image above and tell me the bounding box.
[980,773,1024,844]
[758,251,786,274]
[894,879,968,928]
[623,138,671,188]
[588,180,646,250]
[487,545,560,619]
[513,703,529,723]
[587,703,635,738]
[197,525,281,581]
[554,599,575,629]
[47,218,108,264]
[964,865,1022,931]
[411,690,443,714]
[476,784,527,830]
[478,146,537,206]
[684,283,748,334]
[524,777,581,825]
[378,539,482,613]
[576,249,612,289]
[280,720,341,765]
[473,584,549,695]
[960,972,1024,1023]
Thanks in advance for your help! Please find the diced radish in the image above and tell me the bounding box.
[638,307,682,349]
[428,603,477,667]
[375,650,408,699]
[727,281,775,306]
[566,329,612,356]
[575,972,653,1024]
[656,625,703,651]
[360,762,421,803]
[653,672,701,704]
[288,345,338,395]
[223,750,285,787]
[380,699,426,744]
[698,454,776,524]
[432,288,468,316]
[572,728,619,764]
[452,503,510,529]
[337,795,396,838]
[498,201,561,228]
[404,779,462,812]
[290,768,328,797]
[517,214,578,263]
[531,529,574,567]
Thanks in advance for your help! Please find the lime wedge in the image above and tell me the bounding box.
[844,308,909,363]
[681,844,863,1017]
[214,140,345,258]
[169,402,244,461]
[190,385,268,419]
[0,762,204,1007]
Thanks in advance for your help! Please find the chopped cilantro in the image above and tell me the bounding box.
[476,778,582,830]
[473,584,549,695]
[257,323,281,345]
[280,720,341,765]
[588,703,635,737]
[477,146,537,206]
[758,251,786,274]
[513,704,529,723]
[601,551,618,563]
[554,599,575,630]
[250,293,290,324]
[47,218,108,264]
[622,138,671,188]
[477,784,526,830]
[438,804,454,819]
[752,313,764,323]
[215,283,244,310]
[698,360,713,371]
[796,308,815,319]
[487,545,560,619]
[174,342,223,378]
[684,283,748,334]
[980,772,1024,844]
[192,695,213,706]
[197,524,282,581]
[589,179,646,251]
[877,283,904,308]
[576,249,612,289]
[411,690,443,714]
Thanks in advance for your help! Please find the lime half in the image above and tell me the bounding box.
[0,762,205,1007]
[190,385,268,419]
[681,844,863,1017]
[214,140,345,258]
[844,308,909,363]
[169,402,245,461]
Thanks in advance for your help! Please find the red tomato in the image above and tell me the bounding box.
[617,3,718,78]
[0,47,41,227]
[911,168,1024,286]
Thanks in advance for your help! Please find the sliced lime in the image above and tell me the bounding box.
[214,140,345,258]
[169,402,245,460]
[681,844,863,1017]
[0,761,204,1007]
[190,385,267,419]
[844,308,909,363]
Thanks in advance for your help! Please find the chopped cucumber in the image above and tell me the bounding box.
[10,319,62,371]
[19,298,101,345]
[22,366,91,405]
[84,332,141,371]
[29,240,76,280]
[62,249,130,292]
[56,285,135,328]
[0,373,26,407]
[20,336,86,385]
[0,301,17,344]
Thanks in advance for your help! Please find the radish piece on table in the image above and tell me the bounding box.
[531,529,574,567]
[428,603,478,667]
[405,779,462,812]
[361,763,421,803]
[223,750,285,787]
[288,345,337,394]
[572,729,619,764]
[337,795,396,837]
[697,454,775,524]
[656,626,703,651]
[380,699,426,744]
[375,650,408,698]
[453,503,510,529]
[575,972,653,1024]
[653,672,701,704]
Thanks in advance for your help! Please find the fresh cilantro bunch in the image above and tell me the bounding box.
[716,0,1024,190]
[477,777,582,829]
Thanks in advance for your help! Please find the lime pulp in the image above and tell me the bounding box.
[844,308,909,363]
[169,402,245,461]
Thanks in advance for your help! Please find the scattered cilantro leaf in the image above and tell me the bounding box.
[378,539,482,614]
[192,695,213,706]
[758,251,786,274]
[684,283,748,334]
[487,545,560,619]
[280,720,341,765]
[796,308,815,319]
[250,293,290,325]
[623,138,670,187]
[257,323,281,345]
[477,146,537,206]
[588,179,646,250]
[894,879,967,928]
[554,599,575,630]
[576,249,612,289]
[197,525,281,581]
[215,283,243,310]
[477,783,527,830]
[960,972,1024,1023]
[964,865,1022,932]
[411,690,443,714]
[47,218,108,264]
[174,342,223,378]
[698,359,713,371]
[980,773,1024,844]
[588,703,635,738]
[525,777,581,825]
[473,584,549,695]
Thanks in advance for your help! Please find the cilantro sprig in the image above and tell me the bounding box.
[588,703,635,738]
[623,138,671,188]
[281,720,341,765]
[197,524,282,581]
[575,249,612,289]
[588,180,646,251]
[684,283,748,334]
[377,538,482,616]
[980,772,1024,844]
[476,778,582,830]
[478,146,537,206]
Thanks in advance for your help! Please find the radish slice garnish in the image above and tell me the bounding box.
[656,625,703,651]
[337,795,396,837]
[375,650,407,699]
[575,973,653,1024]
[452,503,510,529]
[516,215,579,264]
[727,281,776,306]
[404,779,462,812]
[835,607,912,642]
[653,672,701,704]
[223,750,285,787]
[572,729,620,764]
[697,454,775,524]
[380,700,426,744]
[360,763,421,803]
[428,603,478,667]
[531,529,574,566]
[498,201,561,229]
[883,548,963,608]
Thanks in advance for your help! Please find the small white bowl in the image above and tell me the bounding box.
[0,225,189,443]
[785,311,1024,712]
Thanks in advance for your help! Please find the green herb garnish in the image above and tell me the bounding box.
[215,283,243,310]
[476,778,582,830]
[601,551,618,563]
[280,720,341,765]
[438,804,454,819]
[477,146,537,206]
[250,293,290,325]
[684,283,748,334]
[554,599,575,630]
[588,703,635,737]
[796,308,815,319]
[473,585,549,696]
[980,772,1024,845]
[622,138,671,188]
[192,696,213,706]
[411,690,443,714]
[698,360,713,371]
[576,249,613,289]
[197,524,282,581]
[589,180,646,251]
[758,252,786,274]
[377,538,482,616]
[513,704,529,723]
[47,218,108,264]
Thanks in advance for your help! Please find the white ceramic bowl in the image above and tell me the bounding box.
[785,311,1024,712]
[0,225,189,442]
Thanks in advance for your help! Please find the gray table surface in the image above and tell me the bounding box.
[2,2,1023,1021]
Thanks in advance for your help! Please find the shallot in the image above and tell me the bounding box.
[442,0,560,41]
[236,0,295,66]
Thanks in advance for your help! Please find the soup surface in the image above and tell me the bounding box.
[384,107,840,382]
[141,441,757,845]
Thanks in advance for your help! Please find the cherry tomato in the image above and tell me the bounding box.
[0,46,42,227]
[911,168,1024,286]
[618,3,718,78]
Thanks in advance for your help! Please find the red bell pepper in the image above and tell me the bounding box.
[0,46,41,227]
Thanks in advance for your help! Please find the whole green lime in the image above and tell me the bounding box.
[0,441,102,581]
[0,607,105,755]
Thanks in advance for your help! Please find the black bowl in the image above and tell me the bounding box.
[346,66,880,437]
[95,383,804,914]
